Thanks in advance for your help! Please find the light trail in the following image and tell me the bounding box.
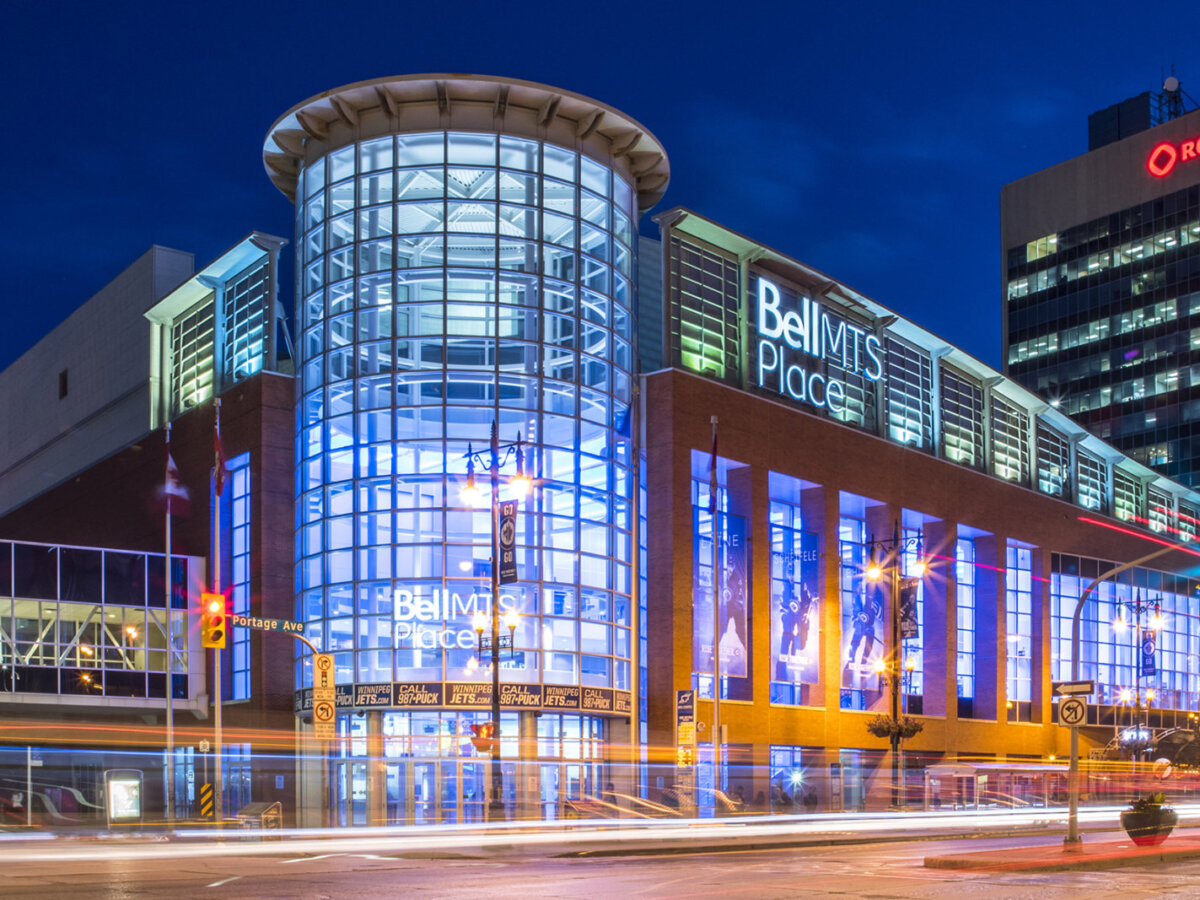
[0,802,1192,863]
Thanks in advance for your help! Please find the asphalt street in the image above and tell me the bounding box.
[4,830,1200,899]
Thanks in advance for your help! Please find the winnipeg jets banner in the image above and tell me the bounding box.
[899,577,920,640]
[498,500,517,585]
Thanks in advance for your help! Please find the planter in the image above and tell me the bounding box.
[1120,806,1178,846]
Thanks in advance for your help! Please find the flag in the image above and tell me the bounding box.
[159,453,191,516]
[214,424,228,497]
[707,419,718,515]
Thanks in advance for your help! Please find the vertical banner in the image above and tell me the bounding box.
[693,511,748,678]
[1141,631,1157,678]
[773,531,819,684]
[498,500,517,585]
[720,515,748,677]
[842,576,884,690]
[898,576,920,640]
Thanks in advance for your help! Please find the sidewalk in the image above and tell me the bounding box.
[925,834,1200,873]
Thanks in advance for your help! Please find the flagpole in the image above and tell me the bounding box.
[709,415,721,797]
[213,398,223,826]
[164,422,175,831]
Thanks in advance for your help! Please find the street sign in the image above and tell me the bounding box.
[1052,680,1095,696]
[313,700,336,740]
[313,653,336,740]
[230,613,305,634]
[1058,696,1087,727]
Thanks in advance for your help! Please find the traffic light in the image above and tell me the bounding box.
[469,722,496,754]
[201,592,226,649]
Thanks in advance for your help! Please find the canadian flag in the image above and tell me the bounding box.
[159,453,191,516]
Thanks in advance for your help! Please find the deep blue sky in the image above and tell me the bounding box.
[1,1,1195,371]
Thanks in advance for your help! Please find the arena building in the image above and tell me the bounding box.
[4,74,1200,823]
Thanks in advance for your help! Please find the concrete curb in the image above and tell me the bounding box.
[925,836,1200,873]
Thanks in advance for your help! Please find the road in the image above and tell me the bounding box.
[3,827,1200,899]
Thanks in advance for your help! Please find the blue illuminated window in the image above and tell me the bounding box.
[901,525,924,703]
[1006,542,1034,721]
[955,537,976,708]
[228,452,251,701]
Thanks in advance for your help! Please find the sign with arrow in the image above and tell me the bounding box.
[1052,680,1095,696]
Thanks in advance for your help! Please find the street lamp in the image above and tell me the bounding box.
[1112,591,1162,771]
[863,521,927,810]
[461,420,532,821]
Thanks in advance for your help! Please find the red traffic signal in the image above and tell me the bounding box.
[469,722,496,754]
[201,592,226,649]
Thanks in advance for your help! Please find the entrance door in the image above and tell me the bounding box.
[460,762,487,823]
[413,762,438,824]
[385,763,408,825]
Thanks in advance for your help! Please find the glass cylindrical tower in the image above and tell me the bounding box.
[265,75,667,823]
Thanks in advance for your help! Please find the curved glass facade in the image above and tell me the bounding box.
[294,131,636,712]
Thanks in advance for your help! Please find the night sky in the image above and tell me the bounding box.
[2,1,1195,371]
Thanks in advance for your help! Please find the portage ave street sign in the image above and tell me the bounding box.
[1052,680,1095,696]
[231,614,305,634]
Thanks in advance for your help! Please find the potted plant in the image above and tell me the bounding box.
[865,715,924,740]
[1120,791,1178,846]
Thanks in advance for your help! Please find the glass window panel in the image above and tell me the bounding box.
[359,137,393,172]
[397,133,445,167]
[580,157,610,197]
[447,133,497,166]
[499,137,539,172]
[396,202,445,234]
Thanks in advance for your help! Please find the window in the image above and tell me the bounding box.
[839,516,876,710]
[991,395,1029,485]
[669,238,740,381]
[1147,489,1171,534]
[228,452,251,701]
[901,525,925,708]
[941,367,984,468]
[171,299,215,414]
[768,482,818,706]
[1077,452,1107,513]
[1035,422,1070,497]
[884,339,932,449]
[956,537,976,716]
[1006,543,1034,722]
[1113,470,1142,523]
[58,369,68,400]
[223,261,271,385]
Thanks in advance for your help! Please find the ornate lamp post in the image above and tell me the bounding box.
[461,421,532,821]
[864,522,927,810]
[1113,592,1163,771]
